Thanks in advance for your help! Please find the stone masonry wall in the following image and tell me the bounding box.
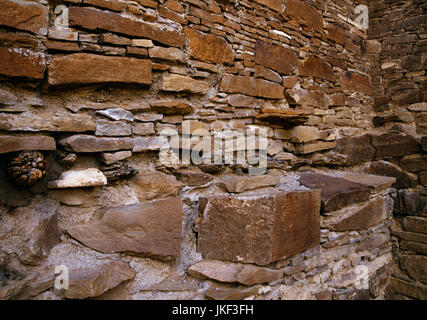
[0,0,423,300]
[369,0,427,300]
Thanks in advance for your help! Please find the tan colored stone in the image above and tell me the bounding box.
[0,47,46,80]
[148,47,187,63]
[220,75,284,99]
[132,172,184,200]
[59,135,134,153]
[189,260,282,285]
[257,109,308,129]
[132,122,155,135]
[255,41,298,75]
[184,27,234,65]
[276,126,320,143]
[341,173,396,193]
[197,190,321,265]
[67,198,183,257]
[286,88,331,109]
[0,0,48,35]
[293,141,337,154]
[219,175,281,193]
[49,53,152,86]
[160,74,209,94]
[63,261,135,299]
[0,112,95,133]
[254,65,282,83]
[0,135,55,154]
[205,283,260,300]
[253,0,283,12]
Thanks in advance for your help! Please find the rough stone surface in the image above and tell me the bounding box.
[335,135,376,164]
[255,41,298,75]
[362,161,418,189]
[300,171,371,212]
[188,260,282,285]
[49,53,152,86]
[325,197,387,231]
[284,0,323,32]
[59,135,134,153]
[220,75,284,99]
[197,190,321,265]
[69,6,184,47]
[150,101,194,115]
[160,74,209,94]
[184,27,234,65]
[0,135,55,154]
[67,198,183,258]
[48,169,107,189]
[298,57,336,82]
[63,261,135,299]
[173,171,213,186]
[219,175,281,193]
[371,134,420,159]
[0,0,48,35]
[132,172,184,200]
[0,48,46,79]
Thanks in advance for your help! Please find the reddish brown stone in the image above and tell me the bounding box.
[64,261,135,299]
[219,175,281,193]
[254,65,282,83]
[371,133,420,159]
[256,109,308,129]
[0,47,46,79]
[0,0,48,35]
[84,0,127,12]
[255,41,298,75]
[253,0,284,12]
[197,190,321,265]
[0,135,56,154]
[341,72,373,95]
[48,53,152,86]
[300,171,371,212]
[326,24,347,45]
[328,197,386,231]
[67,198,183,258]
[59,134,134,153]
[220,74,284,99]
[0,31,40,48]
[284,0,323,32]
[174,171,213,186]
[184,27,234,65]
[43,40,81,52]
[150,100,194,115]
[362,161,418,189]
[69,6,184,47]
[334,134,376,165]
[298,56,336,82]
[161,74,209,94]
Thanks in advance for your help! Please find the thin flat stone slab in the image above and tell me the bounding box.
[66,197,183,258]
[256,108,308,129]
[340,172,396,193]
[48,168,107,189]
[219,175,281,193]
[48,53,152,86]
[59,135,134,153]
[299,171,371,212]
[0,135,55,154]
[197,190,321,265]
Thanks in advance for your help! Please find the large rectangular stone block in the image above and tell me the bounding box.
[197,190,321,265]
[0,0,48,35]
[48,53,152,86]
[66,197,183,258]
[0,47,46,79]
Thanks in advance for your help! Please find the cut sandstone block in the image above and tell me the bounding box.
[197,190,321,265]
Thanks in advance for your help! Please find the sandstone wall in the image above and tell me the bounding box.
[0,0,422,300]
[369,0,427,300]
